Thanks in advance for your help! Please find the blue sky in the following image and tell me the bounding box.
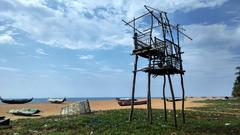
[0,0,239,98]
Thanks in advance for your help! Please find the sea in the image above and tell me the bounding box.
[0,97,112,104]
[31,97,116,103]
[0,96,187,104]
[0,97,152,104]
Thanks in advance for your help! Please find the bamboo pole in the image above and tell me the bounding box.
[167,74,177,128]
[180,74,185,123]
[129,55,138,121]
[147,57,152,124]
[163,75,167,122]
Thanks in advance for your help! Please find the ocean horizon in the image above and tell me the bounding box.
[0,97,162,104]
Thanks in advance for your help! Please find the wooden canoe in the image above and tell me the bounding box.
[166,98,184,102]
[116,98,137,102]
[0,119,10,126]
[0,116,5,120]
[48,98,66,104]
[9,108,40,116]
[118,100,147,106]
[0,97,33,104]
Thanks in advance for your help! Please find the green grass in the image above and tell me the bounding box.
[189,98,240,114]
[1,99,240,135]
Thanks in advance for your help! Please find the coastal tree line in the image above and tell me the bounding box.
[232,67,240,97]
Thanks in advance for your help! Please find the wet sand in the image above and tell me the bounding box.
[0,98,206,120]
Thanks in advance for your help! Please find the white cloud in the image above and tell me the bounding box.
[65,67,86,72]
[183,24,240,74]
[231,16,240,23]
[0,34,15,45]
[165,0,228,12]
[35,48,48,55]
[100,65,124,73]
[178,23,240,96]
[63,65,86,72]
[0,0,228,49]
[184,24,240,49]
[0,66,20,72]
[78,55,94,60]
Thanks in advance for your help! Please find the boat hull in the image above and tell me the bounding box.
[48,98,66,104]
[0,98,33,104]
[118,100,147,106]
[0,119,10,126]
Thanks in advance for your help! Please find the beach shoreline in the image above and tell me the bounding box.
[0,98,206,120]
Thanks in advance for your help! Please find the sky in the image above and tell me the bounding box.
[0,0,239,98]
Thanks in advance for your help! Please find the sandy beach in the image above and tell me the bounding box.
[0,98,206,120]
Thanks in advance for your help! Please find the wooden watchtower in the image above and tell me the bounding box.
[123,5,192,127]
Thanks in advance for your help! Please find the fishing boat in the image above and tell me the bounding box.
[0,116,5,120]
[166,98,184,102]
[0,118,10,126]
[48,97,66,104]
[9,108,40,116]
[0,97,33,104]
[116,98,137,102]
[117,100,147,106]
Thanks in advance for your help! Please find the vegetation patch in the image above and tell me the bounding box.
[190,98,240,114]
[1,99,240,135]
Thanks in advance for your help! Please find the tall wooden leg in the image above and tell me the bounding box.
[147,72,152,124]
[163,75,167,122]
[180,74,185,123]
[147,56,152,124]
[167,74,177,128]
[129,56,138,121]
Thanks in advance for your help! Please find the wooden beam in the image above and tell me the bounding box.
[129,55,139,121]
[167,74,177,128]
[180,74,186,123]
[163,75,167,122]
